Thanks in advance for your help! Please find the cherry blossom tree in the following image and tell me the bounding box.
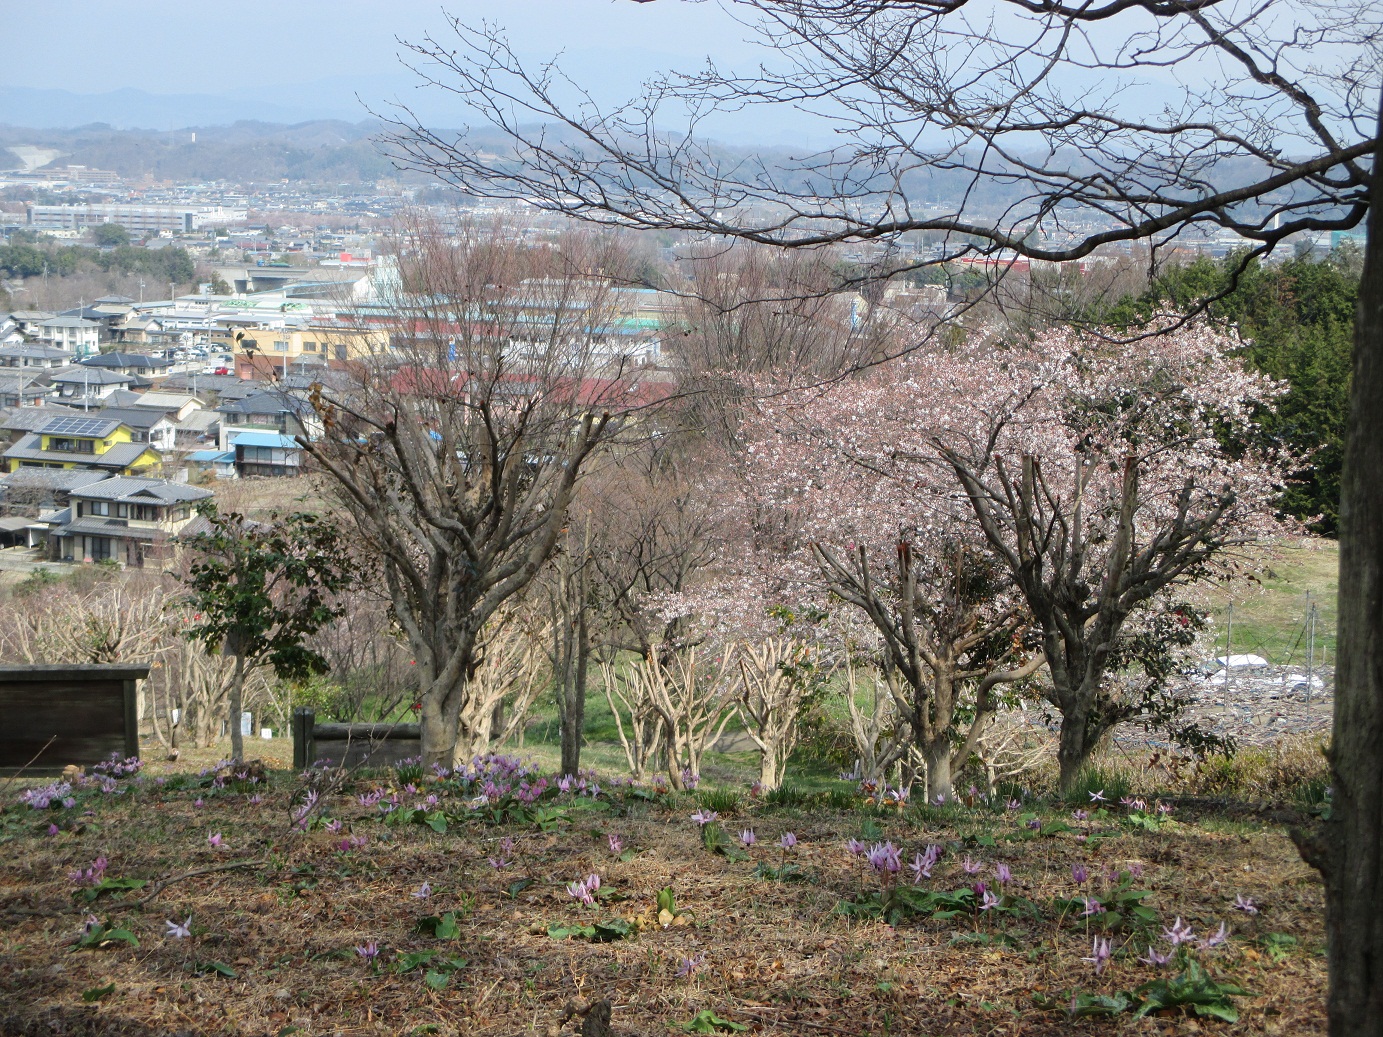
[926,323,1287,788]
[728,365,1044,800]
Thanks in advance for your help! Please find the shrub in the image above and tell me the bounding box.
[1185,736,1329,803]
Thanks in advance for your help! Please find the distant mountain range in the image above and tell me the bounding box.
[0,85,371,133]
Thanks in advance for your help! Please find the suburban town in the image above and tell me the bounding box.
[0,3,1377,1036]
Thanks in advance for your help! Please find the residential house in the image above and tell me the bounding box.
[129,391,203,423]
[186,447,237,479]
[93,407,178,452]
[0,370,55,408]
[0,343,74,370]
[1,405,79,445]
[7,311,55,336]
[44,477,212,567]
[50,367,135,407]
[216,390,321,448]
[80,352,171,379]
[0,467,110,517]
[0,320,25,348]
[36,317,101,357]
[4,414,162,475]
[230,430,304,477]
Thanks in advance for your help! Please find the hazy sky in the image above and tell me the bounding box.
[4,3,752,102]
[2,0,1239,144]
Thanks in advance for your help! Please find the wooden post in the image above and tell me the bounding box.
[122,676,140,760]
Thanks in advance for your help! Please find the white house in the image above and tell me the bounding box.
[36,317,101,358]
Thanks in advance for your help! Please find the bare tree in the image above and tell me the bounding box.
[599,656,665,780]
[736,637,818,791]
[614,645,738,789]
[301,218,649,769]
[453,611,548,761]
[841,654,913,785]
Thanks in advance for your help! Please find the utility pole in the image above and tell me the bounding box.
[1223,603,1233,711]
[1306,601,1317,706]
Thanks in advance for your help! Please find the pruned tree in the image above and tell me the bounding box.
[453,611,548,761]
[735,637,817,791]
[599,656,665,780]
[148,637,273,752]
[301,218,655,770]
[618,646,738,789]
[841,653,912,786]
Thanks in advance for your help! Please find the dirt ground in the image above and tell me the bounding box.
[0,753,1326,1037]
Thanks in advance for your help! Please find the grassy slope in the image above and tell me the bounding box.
[1199,538,1339,666]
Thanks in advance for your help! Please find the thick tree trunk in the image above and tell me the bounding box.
[558,609,589,777]
[1056,708,1093,793]
[923,737,952,802]
[1315,92,1383,1037]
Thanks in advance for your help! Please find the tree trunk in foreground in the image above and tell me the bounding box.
[228,651,245,764]
[1312,92,1383,1037]
[1057,708,1096,794]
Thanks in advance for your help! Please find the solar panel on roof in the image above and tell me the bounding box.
[40,416,112,436]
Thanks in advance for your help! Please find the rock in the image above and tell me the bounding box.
[580,1001,614,1037]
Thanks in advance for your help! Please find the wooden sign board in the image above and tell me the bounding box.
[0,664,149,776]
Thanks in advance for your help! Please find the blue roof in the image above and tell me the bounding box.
[188,450,234,463]
[230,432,300,449]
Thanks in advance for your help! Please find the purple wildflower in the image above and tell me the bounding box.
[980,890,1001,911]
[1163,917,1195,945]
[866,842,902,875]
[1200,921,1231,949]
[995,863,1013,885]
[846,838,867,857]
[962,857,983,875]
[1139,945,1174,966]
[165,916,192,939]
[1082,936,1112,974]
[1006,798,1022,811]
[608,833,625,855]
[412,882,432,899]
[47,823,59,837]
[567,878,595,906]
[1089,789,1107,803]
[779,832,797,850]
[740,829,757,848]
[690,809,718,827]
[1079,897,1102,918]
[675,954,704,978]
[355,940,379,962]
[1072,809,1089,822]
[1071,864,1089,885]
[1233,894,1258,915]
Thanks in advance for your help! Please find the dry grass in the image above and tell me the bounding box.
[0,753,1327,1036]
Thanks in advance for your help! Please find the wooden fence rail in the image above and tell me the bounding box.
[291,708,421,771]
